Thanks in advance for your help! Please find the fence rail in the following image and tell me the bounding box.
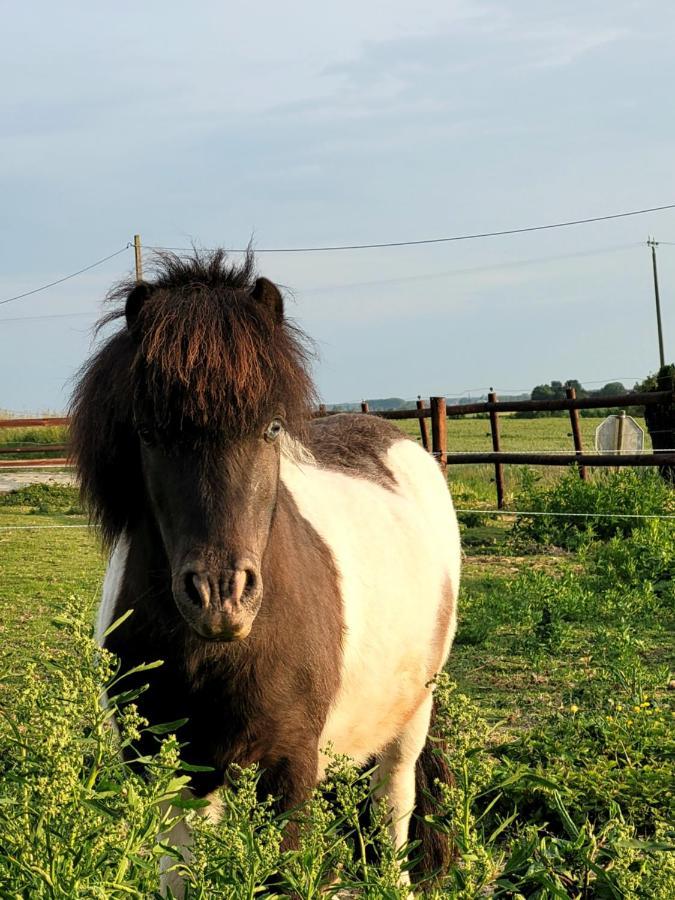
[2,387,674,507]
[0,417,70,428]
[439,452,675,467]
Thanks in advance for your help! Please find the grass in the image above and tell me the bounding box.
[395,413,651,452]
[0,469,673,896]
[0,424,70,461]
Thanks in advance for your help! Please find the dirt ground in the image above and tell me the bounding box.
[0,469,77,493]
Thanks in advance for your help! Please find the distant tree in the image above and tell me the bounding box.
[597,381,626,397]
[634,365,675,393]
[531,381,568,401]
[564,379,588,398]
[531,384,556,401]
[368,397,413,411]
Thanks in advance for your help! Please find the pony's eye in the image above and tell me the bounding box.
[137,425,155,446]
[264,419,283,443]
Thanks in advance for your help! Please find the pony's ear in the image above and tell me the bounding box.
[125,282,153,332]
[251,277,284,323]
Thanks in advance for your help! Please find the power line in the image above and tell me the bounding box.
[300,243,638,294]
[0,244,639,323]
[147,202,675,254]
[0,246,131,307]
[0,311,94,324]
[1,199,672,311]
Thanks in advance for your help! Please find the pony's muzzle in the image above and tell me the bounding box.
[172,561,260,641]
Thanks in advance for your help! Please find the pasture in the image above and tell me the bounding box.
[1,459,673,897]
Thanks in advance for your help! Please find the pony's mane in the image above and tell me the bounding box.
[70,250,317,543]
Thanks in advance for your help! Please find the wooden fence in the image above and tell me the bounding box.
[2,389,674,506]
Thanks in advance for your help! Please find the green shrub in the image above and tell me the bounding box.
[0,483,81,515]
[452,483,491,528]
[431,675,675,898]
[513,468,674,550]
[586,519,675,604]
[0,602,188,896]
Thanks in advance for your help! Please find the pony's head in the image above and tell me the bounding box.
[70,250,316,641]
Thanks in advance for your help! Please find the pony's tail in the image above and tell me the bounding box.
[408,703,455,885]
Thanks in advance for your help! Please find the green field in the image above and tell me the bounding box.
[1,464,673,896]
[0,424,70,461]
[396,413,651,452]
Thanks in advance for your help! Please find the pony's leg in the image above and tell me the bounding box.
[159,789,222,899]
[371,696,434,887]
[258,748,319,849]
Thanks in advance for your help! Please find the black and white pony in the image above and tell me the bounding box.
[70,251,461,895]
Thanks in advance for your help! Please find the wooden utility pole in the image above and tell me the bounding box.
[647,238,665,368]
[134,234,143,283]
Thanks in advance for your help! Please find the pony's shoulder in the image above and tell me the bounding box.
[306,413,407,487]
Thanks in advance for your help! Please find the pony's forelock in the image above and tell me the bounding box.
[110,249,315,438]
[70,249,317,543]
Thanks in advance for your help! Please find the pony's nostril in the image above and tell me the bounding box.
[184,572,208,608]
[226,567,259,604]
[245,568,258,594]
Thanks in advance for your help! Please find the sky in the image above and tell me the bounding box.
[2,0,675,412]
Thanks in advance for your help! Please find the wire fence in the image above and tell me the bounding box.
[2,506,675,533]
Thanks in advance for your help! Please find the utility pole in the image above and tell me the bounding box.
[134,234,143,283]
[647,237,665,368]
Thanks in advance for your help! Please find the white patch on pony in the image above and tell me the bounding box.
[280,430,315,465]
[280,436,461,777]
[95,534,130,644]
[159,789,222,899]
[371,693,434,885]
[96,535,129,731]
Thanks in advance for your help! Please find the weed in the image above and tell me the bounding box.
[0,483,82,515]
[513,468,674,550]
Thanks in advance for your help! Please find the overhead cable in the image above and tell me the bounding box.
[0,246,131,307]
[147,202,675,254]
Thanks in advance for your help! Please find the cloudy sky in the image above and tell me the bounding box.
[2,0,675,412]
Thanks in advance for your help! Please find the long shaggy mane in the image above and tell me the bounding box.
[69,250,316,543]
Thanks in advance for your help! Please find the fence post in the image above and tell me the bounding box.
[430,396,447,475]
[488,390,505,509]
[566,387,587,481]
[416,396,430,451]
[361,401,369,413]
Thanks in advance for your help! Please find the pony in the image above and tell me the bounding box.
[70,251,461,896]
